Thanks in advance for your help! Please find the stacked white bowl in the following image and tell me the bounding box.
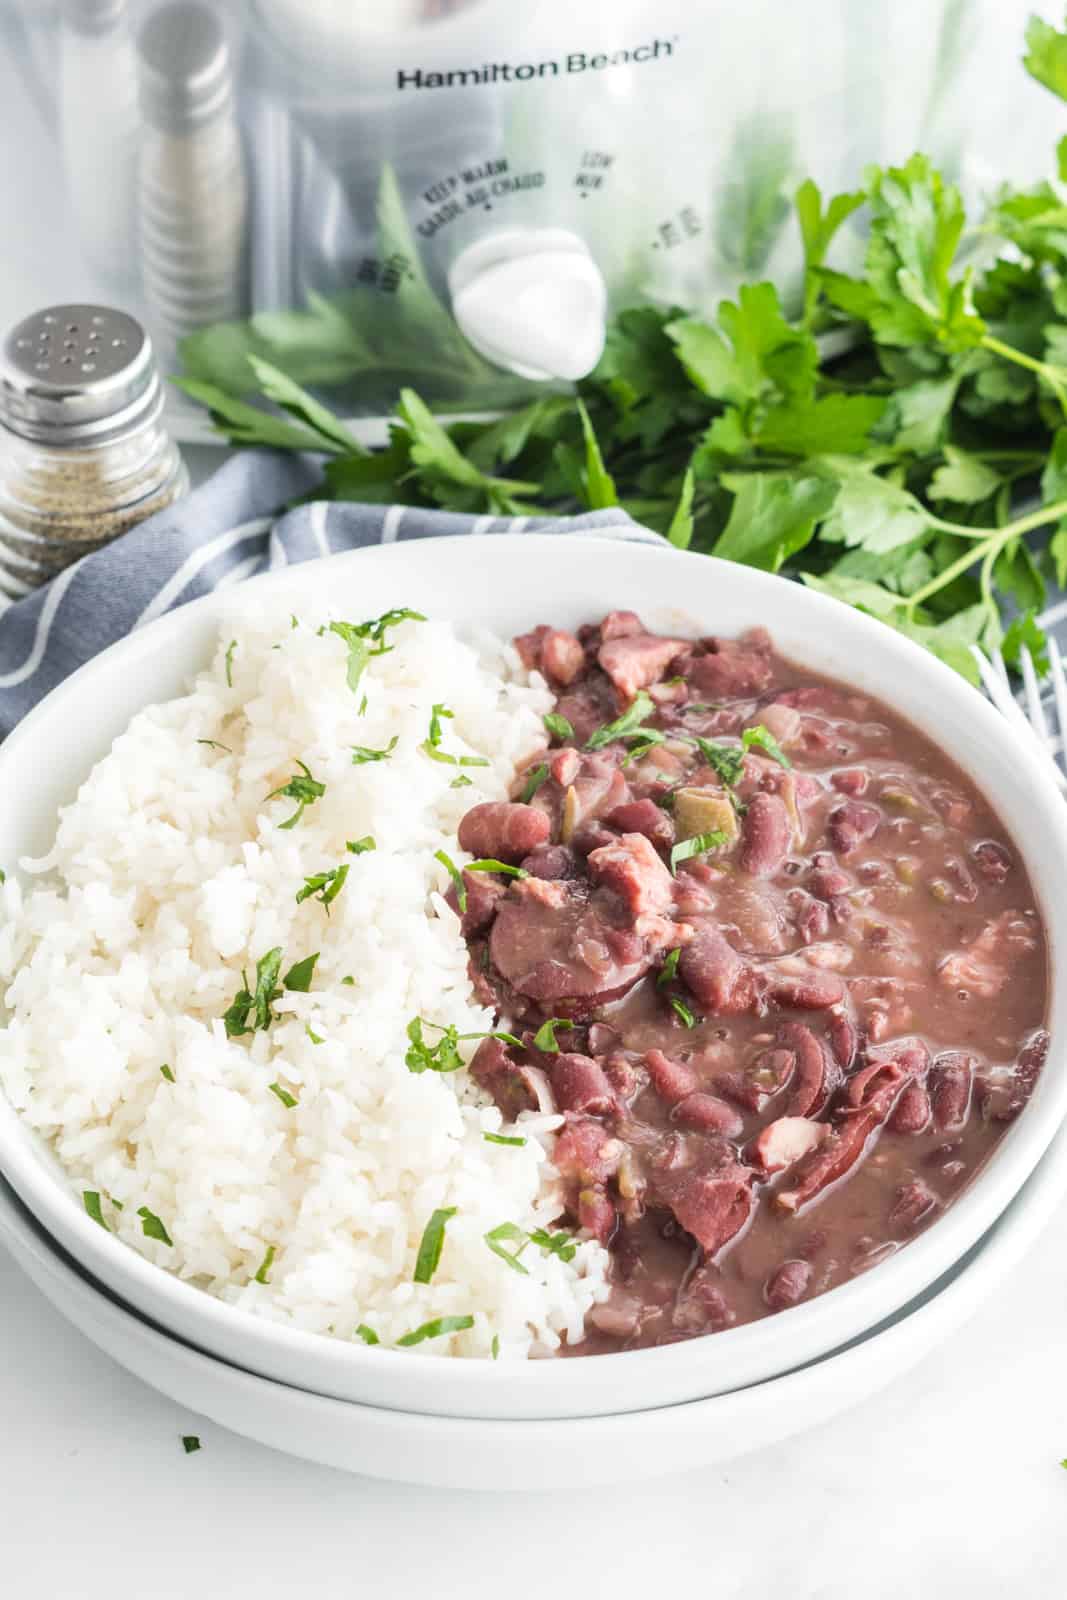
[1,538,1064,1482]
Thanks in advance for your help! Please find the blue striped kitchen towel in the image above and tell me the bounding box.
[0,448,663,738]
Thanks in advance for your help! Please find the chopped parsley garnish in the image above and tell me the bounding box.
[351,737,398,765]
[466,859,529,880]
[396,1314,474,1347]
[137,1206,173,1247]
[182,1435,201,1455]
[358,693,368,715]
[254,1244,276,1284]
[658,947,682,987]
[585,690,655,751]
[492,1334,501,1360]
[265,760,326,829]
[342,975,355,986]
[543,712,574,741]
[82,1190,109,1231]
[483,1131,527,1147]
[670,830,729,874]
[290,614,299,629]
[356,1323,379,1345]
[406,1017,465,1074]
[223,947,283,1036]
[196,738,231,753]
[413,1206,457,1284]
[283,951,319,992]
[269,1082,298,1108]
[434,847,467,911]
[0,868,5,883]
[529,1227,577,1263]
[741,723,792,769]
[621,729,668,767]
[296,863,349,909]
[224,640,236,687]
[346,836,376,854]
[532,1017,575,1053]
[328,609,426,696]
[306,1023,324,1045]
[520,762,549,802]
[160,1063,175,1083]
[405,1017,521,1075]
[450,774,473,789]
[484,1221,530,1276]
[669,997,698,1029]
[421,702,490,768]
[689,736,745,788]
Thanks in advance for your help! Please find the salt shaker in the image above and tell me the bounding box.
[137,0,248,362]
[0,306,188,598]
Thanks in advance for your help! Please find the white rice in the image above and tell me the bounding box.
[0,603,611,1357]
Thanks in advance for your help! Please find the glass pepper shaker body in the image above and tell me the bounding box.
[0,305,188,598]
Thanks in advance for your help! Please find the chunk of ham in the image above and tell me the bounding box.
[605,796,675,850]
[678,926,758,1014]
[458,802,550,864]
[749,1116,828,1175]
[541,629,585,686]
[938,910,1039,999]
[599,610,644,640]
[685,629,774,699]
[588,831,674,916]
[553,1115,623,1187]
[598,633,686,703]
[656,1160,756,1256]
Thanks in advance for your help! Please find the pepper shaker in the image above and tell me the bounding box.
[0,305,188,598]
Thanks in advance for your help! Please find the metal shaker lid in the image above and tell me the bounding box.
[137,1,232,132]
[0,306,163,445]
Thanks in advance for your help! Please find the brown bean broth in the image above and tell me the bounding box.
[459,619,1048,1352]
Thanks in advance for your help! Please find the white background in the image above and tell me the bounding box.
[2,1214,1065,1600]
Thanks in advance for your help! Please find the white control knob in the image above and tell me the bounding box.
[449,229,607,382]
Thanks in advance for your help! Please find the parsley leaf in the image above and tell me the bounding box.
[223,947,284,1036]
[532,1017,575,1053]
[265,760,325,828]
[182,1435,201,1455]
[434,848,466,912]
[296,863,349,909]
[254,1244,276,1284]
[347,836,376,854]
[669,997,698,1028]
[137,1206,173,1247]
[543,711,574,741]
[483,1131,527,1147]
[690,736,745,788]
[269,1082,298,1108]
[465,858,529,880]
[484,1221,530,1275]
[351,737,398,765]
[529,1227,577,1263]
[159,1063,175,1083]
[585,690,655,750]
[224,640,236,687]
[741,724,792,768]
[520,762,549,802]
[421,702,490,767]
[283,952,319,992]
[657,947,681,988]
[670,831,729,874]
[396,1314,475,1347]
[356,1323,379,1345]
[83,1190,109,1230]
[414,1207,457,1284]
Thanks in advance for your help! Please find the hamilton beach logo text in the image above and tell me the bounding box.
[396,37,676,91]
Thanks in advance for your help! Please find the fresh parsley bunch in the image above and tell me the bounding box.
[177,11,1067,684]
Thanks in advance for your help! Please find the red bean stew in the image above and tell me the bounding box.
[453,612,1049,1351]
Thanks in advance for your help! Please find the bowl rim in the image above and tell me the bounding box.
[0,532,1064,1414]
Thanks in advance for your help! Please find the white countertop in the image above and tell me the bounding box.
[2,1210,1064,1600]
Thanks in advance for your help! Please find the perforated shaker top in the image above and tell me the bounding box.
[0,305,163,444]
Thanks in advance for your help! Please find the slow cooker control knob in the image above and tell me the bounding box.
[449,228,607,382]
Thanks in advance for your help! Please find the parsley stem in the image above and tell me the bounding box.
[905,495,1067,614]
[980,333,1067,416]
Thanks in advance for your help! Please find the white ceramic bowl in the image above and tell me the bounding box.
[0,534,1065,1421]
[3,1122,1065,1489]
